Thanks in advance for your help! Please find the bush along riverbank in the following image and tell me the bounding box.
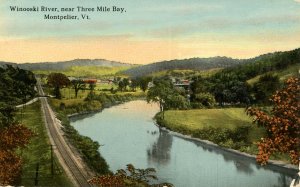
[51,92,141,116]
[49,92,144,175]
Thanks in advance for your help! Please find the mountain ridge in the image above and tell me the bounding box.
[122,48,300,77]
[122,56,242,77]
[0,59,133,70]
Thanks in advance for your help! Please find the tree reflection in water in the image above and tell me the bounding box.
[272,174,289,187]
[147,129,173,165]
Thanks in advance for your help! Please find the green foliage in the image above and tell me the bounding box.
[0,65,36,105]
[186,48,300,106]
[193,92,216,108]
[155,108,265,153]
[16,102,72,186]
[221,48,300,81]
[85,92,134,108]
[0,66,37,185]
[118,80,125,91]
[123,57,240,77]
[52,99,102,115]
[252,73,280,104]
[35,65,131,79]
[209,72,251,106]
[156,112,252,150]
[47,73,70,99]
[71,79,86,98]
[166,94,189,110]
[137,76,152,92]
[147,78,189,113]
[116,78,131,92]
[0,104,17,128]
[57,112,110,174]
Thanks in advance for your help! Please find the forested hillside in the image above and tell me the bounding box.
[123,48,300,77]
[123,57,241,77]
[221,48,300,81]
[190,48,300,106]
[0,59,133,71]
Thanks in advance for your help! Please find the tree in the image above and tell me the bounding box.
[47,73,70,99]
[118,81,125,92]
[122,78,130,91]
[209,73,251,106]
[190,76,210,95]
[247,77,300,165]
[0,66,35,185]
[166,94,189,110]
[88,164,173,187]
[194,92,216,108]
[0,103,33,185]
[147,78,188,118]
[252,73,280,104]
[0,66,36,104]
[71,79,86,98]
[129,79,138,92]
[139,77,152,92]
[147,78,174,113]
[0,123,33,185]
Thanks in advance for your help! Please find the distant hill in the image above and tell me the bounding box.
[221,48,300,82]
[123,48,300,77]
[122,57,242,77]
[0,59,133,70]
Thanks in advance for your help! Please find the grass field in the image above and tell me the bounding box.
[58,86,145,99]
[34,66,130,78]
[16,101,72,187]
[44,82,146,100]
[161,108,264,143]
[159,108,293,162]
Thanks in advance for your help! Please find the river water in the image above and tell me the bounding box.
[71,100,294,187]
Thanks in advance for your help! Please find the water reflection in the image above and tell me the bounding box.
[185,134,294,176]
[147,129,173,165]
[273,174,290,187]
[71,100,295,187]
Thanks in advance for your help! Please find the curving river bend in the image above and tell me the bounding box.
[71,100,294,187]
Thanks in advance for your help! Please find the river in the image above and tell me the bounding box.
[71,100,294,187]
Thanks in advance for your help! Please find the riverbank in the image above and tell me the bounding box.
[49,92,145,176]
[154,110,298,175]
[70,100,295,187]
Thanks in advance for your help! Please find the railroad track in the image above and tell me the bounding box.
[36,78,91,187]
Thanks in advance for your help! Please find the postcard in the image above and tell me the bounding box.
[0,0,299,187]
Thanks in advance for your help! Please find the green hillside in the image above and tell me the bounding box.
[247,63,300,85]
[123,57,241,77]
[34,66,131,78]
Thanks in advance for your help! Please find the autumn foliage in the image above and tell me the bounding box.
[0,124,33,185]
[88,164,173,187]
[247,77,300,165]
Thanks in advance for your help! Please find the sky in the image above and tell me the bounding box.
[0,0,300,64]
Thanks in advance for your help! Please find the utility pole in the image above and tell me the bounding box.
[51,145,54,176]
[20,105,23,123]
[34,163,39,186]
